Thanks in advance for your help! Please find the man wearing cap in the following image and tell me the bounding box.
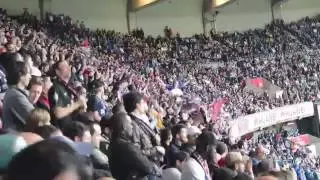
[48,60,86,128]
[87,80,109,122]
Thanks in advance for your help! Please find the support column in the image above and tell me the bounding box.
[202,0,206,34]
[272,3,283,21]
[39,0,44,20]
[126,0,131,33]
[39,0,52,20]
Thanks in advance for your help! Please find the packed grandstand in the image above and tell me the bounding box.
[0,3,320,180]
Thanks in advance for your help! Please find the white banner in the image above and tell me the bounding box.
[229,102,314,138]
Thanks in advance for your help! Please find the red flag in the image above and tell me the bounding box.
[210,98,226,122]
[249,78,264,88]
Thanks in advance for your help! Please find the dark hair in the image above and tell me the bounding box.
[0,53,20,76]
[128,84,135,91]
[99,118,111,135]
[7,139,91,180]
[52,60,63,71]
[110,112,130,139]
[62,121,89,141]
[181,143,196,155]
[93,169,112,179]
[5,58,29,85]
[33,125,60,139]
[73,113,92,125]
[50,60,66,77]
[71,113,100,136]
[234,173,253,180]
[112,102,126,114]
[173,151,188,166]
[256,159,273,175]
[171,124,186,139]
[15,61,30,83]
[216,142,228,155]
[237,140,244,149]
[91,80,104,92]
[28,76,43,90]
[160,128,172,147]
[122,92,143,113]
[196,131,217,154]
[78,119,100,136]
[178,120,189,126]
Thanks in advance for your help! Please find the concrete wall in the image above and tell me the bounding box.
[213,0,272,32]
[211,0,320,32]
[50,0,128,33]
[0,0,40,17]
[129,0,203,37]
[281,0,320,22]
[1,0,320,36]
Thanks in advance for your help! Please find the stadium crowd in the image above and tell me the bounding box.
[0,7,320,180]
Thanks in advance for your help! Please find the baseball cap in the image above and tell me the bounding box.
[50,135,93,156]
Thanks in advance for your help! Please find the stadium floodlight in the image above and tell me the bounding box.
[128,0,161,11]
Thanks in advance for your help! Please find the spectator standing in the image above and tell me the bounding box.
[166,124,188,168]
[181,131,216,180]
[2,61,34,131]
[214,152,245,179]
[48,60,86,127]
[160,128,173,165]
[161,151,188,180]
[87,80,109,122]
[108,112,161,180]
[216,142,229,167]
[123,92,162,158]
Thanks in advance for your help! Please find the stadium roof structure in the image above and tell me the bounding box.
[126,0,237,34]
[128,0,234,12]
[3,0,319,36]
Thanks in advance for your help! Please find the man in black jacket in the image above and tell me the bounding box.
[108,112,161,180]
[122,92,163,159]
[165,124,188,168]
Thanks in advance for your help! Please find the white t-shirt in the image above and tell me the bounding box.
[181,158,210,180]
[161,168,181,180]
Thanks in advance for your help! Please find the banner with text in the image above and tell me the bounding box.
[229,102,314,138]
